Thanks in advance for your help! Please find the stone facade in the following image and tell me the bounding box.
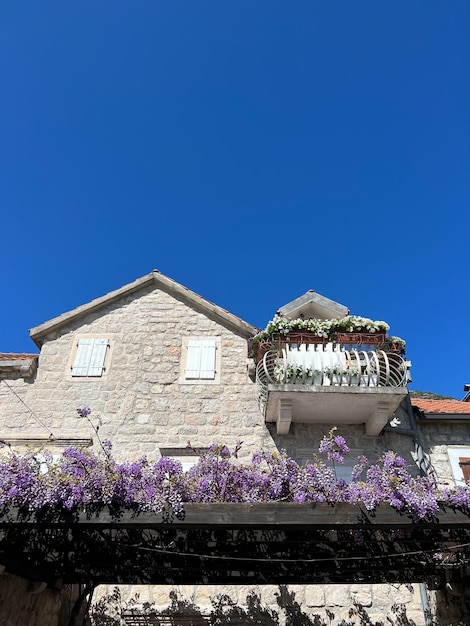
[0,281,265,461]
[418,420,470,490]
[91,581,425,625]
[1,576,465,626]
[0,272,467,624]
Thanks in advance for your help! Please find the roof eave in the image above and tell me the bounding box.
[416,413,470,421]
[0,357,38,379]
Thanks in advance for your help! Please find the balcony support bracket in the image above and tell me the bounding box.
[277,399,292,435]
[366,401,394,436]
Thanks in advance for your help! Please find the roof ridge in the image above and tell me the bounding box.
[29,271,258,348]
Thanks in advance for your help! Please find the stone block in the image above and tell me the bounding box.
[324,585,350,606]
[350,585,372,607]
[305,585,325,607]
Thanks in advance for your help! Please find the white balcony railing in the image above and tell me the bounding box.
[259,346,407,386]
[256,345,409,420]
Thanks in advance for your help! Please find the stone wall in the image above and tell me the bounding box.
[0,284,266,461]
[91,582,426,625]
[0,374,36,433]
[417,420,470,488]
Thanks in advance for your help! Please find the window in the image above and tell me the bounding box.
[35,452,62,474]
[331,458,357,483]
[460,458,470,482]
[159,447,209,472]
[71,337,110,377]
[185,339,216,379]
[297,447,362,484]
[180,337,221,384]
[448,447,470,486]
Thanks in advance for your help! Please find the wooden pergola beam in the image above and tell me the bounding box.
[0,504,469,588]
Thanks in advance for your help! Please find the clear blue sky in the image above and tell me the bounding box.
[1,1,469,399]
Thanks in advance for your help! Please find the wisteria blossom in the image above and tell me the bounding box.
[0,427,468,522]
[319,429,350,464]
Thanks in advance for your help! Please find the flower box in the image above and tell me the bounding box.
[271,331,329,345]
[335,332,386,345]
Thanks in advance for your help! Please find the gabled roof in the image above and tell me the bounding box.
[277,290,349,320]
[412,398,470,420]
[30,271,258,348]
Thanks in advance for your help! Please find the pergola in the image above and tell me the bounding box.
[0,503,469,590]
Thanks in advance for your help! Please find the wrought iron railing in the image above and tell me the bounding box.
[256,345,409,416]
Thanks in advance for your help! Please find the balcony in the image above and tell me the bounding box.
[256,331,410,436]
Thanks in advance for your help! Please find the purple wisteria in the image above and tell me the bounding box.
[319,430,350,464]
[0,426,468,521]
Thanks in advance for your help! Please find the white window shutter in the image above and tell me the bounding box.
[87,338,109,376]
[72,338,108,377]
[185,339,217,379]
[199,340,216,379]
[185,341,202,379]
[72,339,94,376]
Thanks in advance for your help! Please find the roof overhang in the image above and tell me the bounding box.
[30,271,258,348]
[0,355,38,379]
[416,413,470,422]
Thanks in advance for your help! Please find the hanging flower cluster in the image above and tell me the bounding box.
[0,426,468,522]
[263,315,389,338]
[273,362,314,382]
[251,315,393,353]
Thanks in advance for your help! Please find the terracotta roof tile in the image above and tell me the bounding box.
[0,353,38,361]
[412,398,470,415]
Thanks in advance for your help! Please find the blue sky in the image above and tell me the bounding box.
[1,1,469,399]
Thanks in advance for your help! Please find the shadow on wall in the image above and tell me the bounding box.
[88,586,419,626]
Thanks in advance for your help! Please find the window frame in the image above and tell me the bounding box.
[159,447,209,472]
[448,447,470,486]
[297,447,363,484]
[179,336,221,384]
[69,335,113,379]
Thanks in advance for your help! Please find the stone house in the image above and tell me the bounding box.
[0,270,469,625]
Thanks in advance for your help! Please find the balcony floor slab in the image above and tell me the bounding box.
[265,385,407,435]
